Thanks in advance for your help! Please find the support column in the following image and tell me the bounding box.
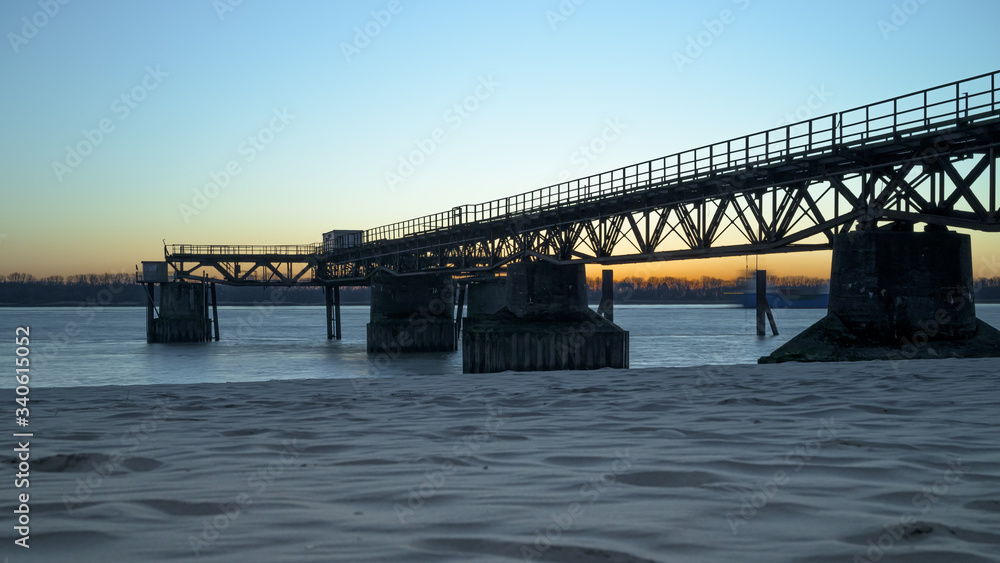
[454,282,466,349]
[367,273,456,353]
[761,227,1000,363]
[334,285,342,340]
[598,269,614,322]
[756,270,778,336]
[210,282,220,341]
[144,283,155,343]
[462,262,629,373]
[148,282,212,343]
[325,285,334,340]
[202,279,210,342]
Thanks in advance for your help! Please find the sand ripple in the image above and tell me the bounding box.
[2,358,998,562]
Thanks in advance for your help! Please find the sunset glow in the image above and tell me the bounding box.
[2,1,999,280]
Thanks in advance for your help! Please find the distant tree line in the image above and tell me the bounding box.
[584,275,1000,303]
[0,273,369,306]
[2,273,1000,306]
[584,275,830,304]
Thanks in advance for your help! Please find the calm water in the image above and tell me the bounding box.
[3,304,999,388]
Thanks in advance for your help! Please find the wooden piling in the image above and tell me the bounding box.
[202,278,210,342]
[599,269,614,322]
[144,283,155,342]
[756,270,778,336]
[210,282,220,341]
[325,285,334,340]
[454,282,466,349]
[334,285,342,340]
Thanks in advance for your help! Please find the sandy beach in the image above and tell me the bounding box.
[4,358,999,562]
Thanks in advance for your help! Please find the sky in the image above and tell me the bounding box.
[1,0,999,280]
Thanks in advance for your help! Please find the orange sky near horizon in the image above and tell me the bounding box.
[2,250,833,282]
[0,246,838,282]
[585,250,835,282]
[4,3,1000,288]
[5,235,1000,282]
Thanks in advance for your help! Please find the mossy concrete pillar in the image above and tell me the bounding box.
[463,262,629,373]
[147,282,212,343]
[828,229,976,340]
[367,272,456,353]
[762,227,1000,363]
[466,278,506,317]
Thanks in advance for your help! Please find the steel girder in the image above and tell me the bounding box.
[317,118,1000,280]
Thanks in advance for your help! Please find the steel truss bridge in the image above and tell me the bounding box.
[165,71,1000,286]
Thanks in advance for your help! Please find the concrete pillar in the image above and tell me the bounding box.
[827,229,976,340]
[761,227,1000,363]
[148,282,212,343]
[504,261,590,319]
[466,278,507,318]
[367,273,456,353]
[463,262,629,373]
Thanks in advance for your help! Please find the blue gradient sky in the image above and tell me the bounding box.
[2,0,999,278]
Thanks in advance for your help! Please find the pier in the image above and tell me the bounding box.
[139,71,1000,369]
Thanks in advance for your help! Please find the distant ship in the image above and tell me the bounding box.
[737,277,829,309]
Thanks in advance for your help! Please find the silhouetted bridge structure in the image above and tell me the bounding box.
[167,71,1000,285]
[146,71,1000,371]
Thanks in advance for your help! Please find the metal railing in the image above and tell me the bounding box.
[165,71,999,259]
[167,244,322,256]
[361,70,999,245]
